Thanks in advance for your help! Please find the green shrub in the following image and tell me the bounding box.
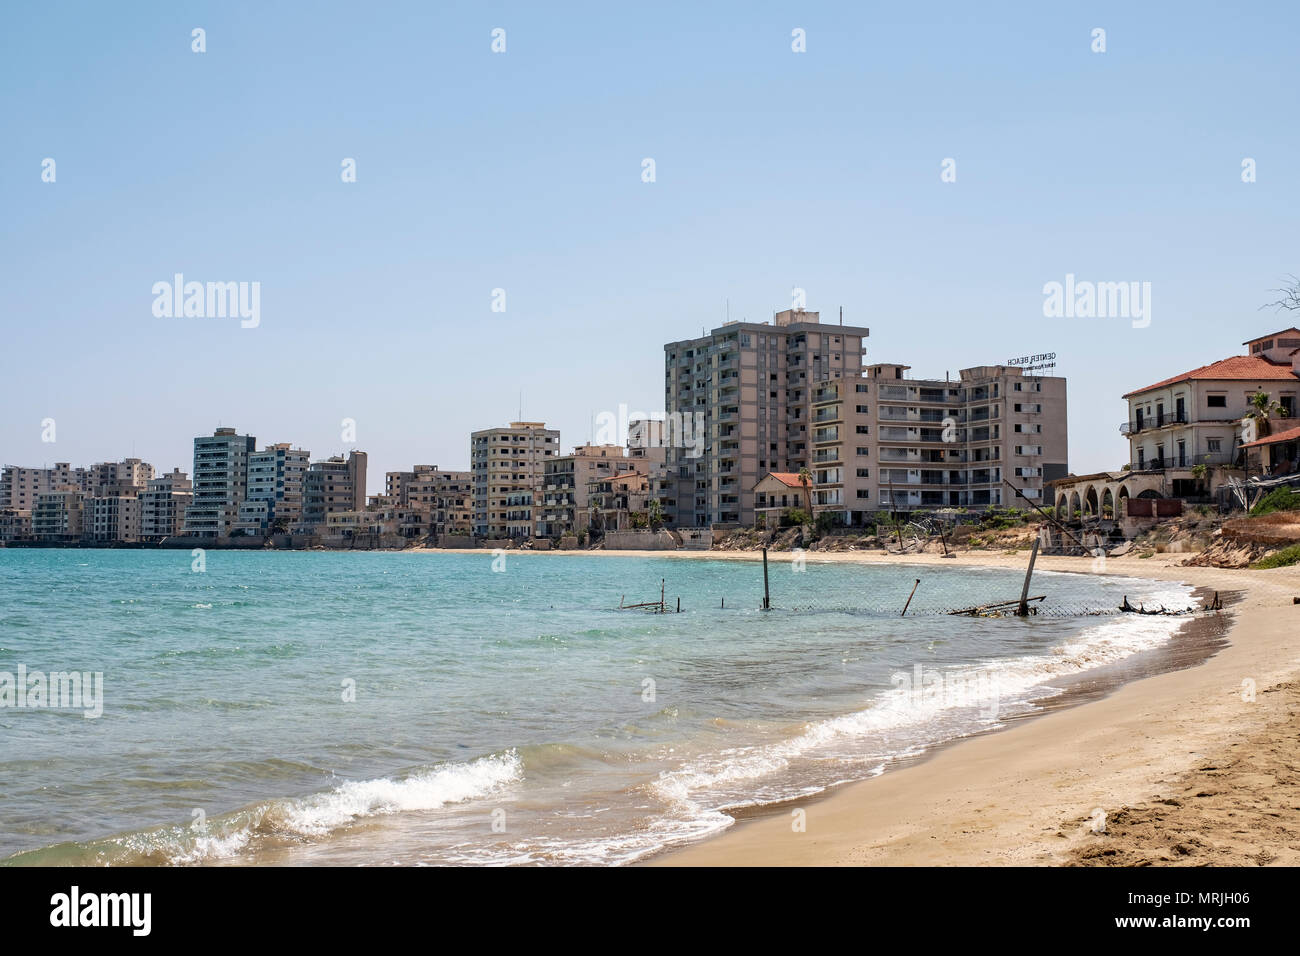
[1250,487,1300,517]
[1251,543,1300,569]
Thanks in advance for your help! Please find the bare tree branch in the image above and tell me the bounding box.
[1261,273,1300,312]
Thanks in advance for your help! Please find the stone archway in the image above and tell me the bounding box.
[1101,488,1114,519]
[1084,486,1100,517]
[1117,486,1130,519]
[1056,493,1069,519]
[1069,491,1082,521]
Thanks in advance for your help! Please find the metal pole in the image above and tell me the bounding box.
[762,546,770,610]
[902,579,920,616]
[1017,538,1040,616]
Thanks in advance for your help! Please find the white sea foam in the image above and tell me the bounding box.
[148,751,523,864]
[455,580,1198,868]
[274,750,522,836]
[646,579,1194,840]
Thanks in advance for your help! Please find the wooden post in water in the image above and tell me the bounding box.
[761,547,771,610]
[1017,538,1040,617]
[901,578,920,616]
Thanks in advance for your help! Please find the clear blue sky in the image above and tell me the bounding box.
[3,1,1297,491]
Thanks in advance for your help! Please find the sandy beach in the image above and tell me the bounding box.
[416,543,1300,866]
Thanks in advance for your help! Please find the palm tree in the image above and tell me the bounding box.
[797,467,815,522]
[1247,391,1282,439]
[647,497,663,531]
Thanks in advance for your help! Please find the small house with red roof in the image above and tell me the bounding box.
[753,472,814,527]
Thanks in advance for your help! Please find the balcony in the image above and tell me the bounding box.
[1131,451,1237,472]
[1122,411,1189,434]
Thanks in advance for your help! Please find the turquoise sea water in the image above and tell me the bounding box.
[0,549,1192,865]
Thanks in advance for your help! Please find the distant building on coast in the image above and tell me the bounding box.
[664,308,1067,528]
[299,450,367,531]
[2,458,158,543]
[182,428,257,537]
[236,443,310,534]
[0,507,32,542]
[32,489,86,542]
[470,422,560,539]
[139,469,193,541]
[382,465,473,538]
[1,463,90,511]
[536,444,627,537]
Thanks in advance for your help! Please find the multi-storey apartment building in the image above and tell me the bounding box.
[1,463,90,511]
[139,469,193,540]
[384,465,473,536]
[666,309,1069,527]
[86,459,154,496]
[235,444,310,533]
[587,471,652,531]
[535,444,628,537]
[182,428,257,537]
[0,508,32,542]
[32,490,85,542]
[1122,329,1299,479]
[664,308,870,526]
[863,362,1068,512]
[626,419,673,526]
[299,450,368,530]
[470,422,560,538]
[84,493,141,543]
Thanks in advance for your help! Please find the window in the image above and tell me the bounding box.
[1207,394,1227,408]
[856,447,870,456]
[855,425,869,434]
[856,384,868,393]
[856,405,869,413]
[856,489,870,499]
[1207,438,1222,453]
[856,468,869,477]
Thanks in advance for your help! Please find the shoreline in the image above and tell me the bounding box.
[600,551,1298,866]
[7,545,1295,866]
[423,544,1300,864]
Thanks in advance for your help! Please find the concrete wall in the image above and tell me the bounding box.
[436,534,475,549]
[604,530,680,551]
[677,528,713,550]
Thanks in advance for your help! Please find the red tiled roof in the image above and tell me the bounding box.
[1123,355,1298,398]
[1242,328,1300,345]
[765,472,810,488]
[1240,424,1300,448]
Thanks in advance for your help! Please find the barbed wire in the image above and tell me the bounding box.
[766,602,1131,618]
